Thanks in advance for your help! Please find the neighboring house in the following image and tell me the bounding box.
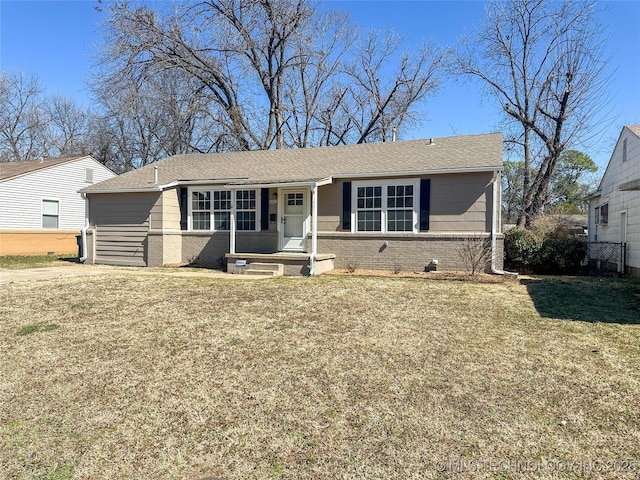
[81,133,505,275]
[588,125,640,276]
[0,156,116,256]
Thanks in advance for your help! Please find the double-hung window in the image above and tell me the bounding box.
[213,191,231,230]
[235,190,256,231]
[356,186,382,231]
[192,191,211,230]
[190,188,258,231]
[42,199,59,229]
[353,180,418,233]
[386,184,414,231]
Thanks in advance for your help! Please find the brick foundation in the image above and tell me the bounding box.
[0,229,79,256]
[316,232,504,273]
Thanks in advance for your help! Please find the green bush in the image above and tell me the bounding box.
[504,222,586,274]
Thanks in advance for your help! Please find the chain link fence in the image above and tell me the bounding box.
[587,242,626,275]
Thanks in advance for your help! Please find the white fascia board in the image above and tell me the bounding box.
[170,178,247,187]
[334,166,501,180]
[80,186,163,194]
[316,177,334,186]
[224,180,320,189]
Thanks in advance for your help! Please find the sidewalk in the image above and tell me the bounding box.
[0,264,270,285]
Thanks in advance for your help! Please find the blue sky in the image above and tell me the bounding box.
[0,0,638,172]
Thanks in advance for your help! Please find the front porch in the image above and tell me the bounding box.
[225,252,336,276]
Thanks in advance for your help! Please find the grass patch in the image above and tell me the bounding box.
[0,254,78,270]
[522,275,640,324]
[16,323,60,336]
[0,274,639,479]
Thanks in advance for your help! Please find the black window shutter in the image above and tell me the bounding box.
[420,179,430,231]
[342,181,351,230]
[260,188,269,231]
[179,187,188,231]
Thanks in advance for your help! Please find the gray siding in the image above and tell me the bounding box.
[317,172,494,234]
[90,192,159,266]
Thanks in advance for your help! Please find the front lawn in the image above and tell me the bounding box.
[0,254,78,270]
[0,274,638,479]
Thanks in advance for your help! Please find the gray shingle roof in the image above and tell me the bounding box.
[0,156,86,182]
[83,132,503,192]
[627,125,640,137]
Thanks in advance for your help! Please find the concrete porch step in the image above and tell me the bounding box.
[244,262,284,277]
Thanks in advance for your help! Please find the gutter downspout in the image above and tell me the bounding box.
[490,170,517,276]
[80,225,88,263]
[80,193,88,263]
[310,184,318,276]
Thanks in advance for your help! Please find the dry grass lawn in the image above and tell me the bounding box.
[1,273,639,479]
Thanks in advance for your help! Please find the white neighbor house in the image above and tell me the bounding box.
[0,155,116,256]
[588,125,640,276]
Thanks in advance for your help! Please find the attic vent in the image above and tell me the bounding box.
[85,168,94,183]
[623,138,628,162]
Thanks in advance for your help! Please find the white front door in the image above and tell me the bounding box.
[280,190,307,251]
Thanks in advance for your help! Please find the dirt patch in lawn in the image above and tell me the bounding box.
[1,275,639,479]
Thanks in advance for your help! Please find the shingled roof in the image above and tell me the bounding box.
[83,132,503,192]
[627,125,640,137]
[0,156,88,182]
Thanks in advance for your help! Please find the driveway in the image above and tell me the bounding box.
[0,264,271,285]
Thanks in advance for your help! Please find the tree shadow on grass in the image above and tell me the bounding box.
[521,276,640,324]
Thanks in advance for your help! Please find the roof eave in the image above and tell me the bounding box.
[1,155,92,183]
[585,190,602,200]
[334,165,501,179]
[81,185,163,194]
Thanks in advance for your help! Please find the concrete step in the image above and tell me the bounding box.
[245,262,284,277]
[244,269,278,276]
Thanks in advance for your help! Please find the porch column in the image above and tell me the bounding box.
[229,189,236,254]
[310,184,318,275]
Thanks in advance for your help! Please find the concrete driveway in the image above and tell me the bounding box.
[0,264,271,285]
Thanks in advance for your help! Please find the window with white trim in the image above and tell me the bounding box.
[353,180,418,233]
[386,184,414,231]
[235,189,256,231]
[42,199,59,229]
[213,190,231,230]
[356,185,382,231]
[191,191,211,230]
[189,188,258,231]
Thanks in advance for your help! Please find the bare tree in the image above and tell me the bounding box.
[44,95,93,157]
[92,68,227,172]
[453,0,608,227]
[347,31,444,144]
[282,9,354,147]
[95,0,444,155]
[0,72,46,161]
